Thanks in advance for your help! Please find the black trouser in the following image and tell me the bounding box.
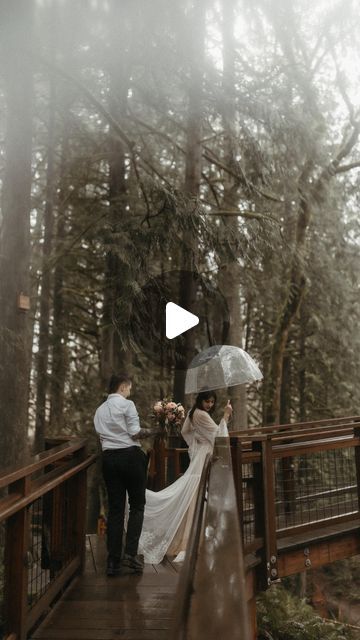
[102,446,147,560]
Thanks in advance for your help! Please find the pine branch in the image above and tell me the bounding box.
[335,161,360,174]
[39,56,173,193]
[202,146,283,203]
[206,209,279,223]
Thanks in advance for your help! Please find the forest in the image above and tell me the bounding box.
[1,0,359,468]
[1,0,360,637]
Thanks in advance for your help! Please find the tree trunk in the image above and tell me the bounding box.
[280,348,296,514]
[100,0,132,388]
[0,0,34,468]
[49,125,69,433]
[173,0,206,403]
[262,14,360,425]
[264,116,360,426]
[219,0,247,429]
[299,307,306,422]
[264,196,309,425]
[280,348,291,425]
[34,72,57,453]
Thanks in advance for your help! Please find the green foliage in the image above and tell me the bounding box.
[321,558,360,601]
[257,585,353,640]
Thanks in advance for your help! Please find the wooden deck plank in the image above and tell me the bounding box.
[84,535,159,575]
[277,518,360,551]
[30,536,178,640]
[34,618,173,630]
[32,631,171,639]
[161,556,182,574]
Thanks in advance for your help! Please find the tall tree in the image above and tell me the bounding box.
[262,2,360,424]
[100,0,133,387]
[34,6,58,452]
[0,0,34,467]
[173,0,206,402]
[219,0,248,428]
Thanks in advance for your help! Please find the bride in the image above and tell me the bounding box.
[138,390,232,564]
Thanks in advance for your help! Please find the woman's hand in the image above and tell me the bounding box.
[223,399,233,422]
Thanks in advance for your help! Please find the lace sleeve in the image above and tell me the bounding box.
[181,415,194,447]
[216,418,229,437]
[193,410,218,445]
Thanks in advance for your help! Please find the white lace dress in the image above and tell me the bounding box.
[138,409,228,564]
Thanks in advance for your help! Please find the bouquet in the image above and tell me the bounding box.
[152,398,186,437]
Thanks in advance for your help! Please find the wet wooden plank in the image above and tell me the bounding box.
[34,618,173,630]
[62,582,175,601]
[162,556,182,574]
[30,535,178,640]
[84,534,159,576]
[77,575,177,587]
[32,632,170,639]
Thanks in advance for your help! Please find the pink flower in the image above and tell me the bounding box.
[167,413,176,422]
[165,402,177,410]
[153,402,164,414]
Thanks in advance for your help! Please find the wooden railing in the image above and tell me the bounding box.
[230,416,360,585]
[0,439,96,640]
[173,438,251,640]
[2,418,360,639]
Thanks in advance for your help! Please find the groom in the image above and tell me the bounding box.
[94,373,150,576]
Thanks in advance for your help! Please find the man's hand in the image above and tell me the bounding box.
[131,428,162,441]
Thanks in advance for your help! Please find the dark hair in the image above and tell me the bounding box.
[188,390,217,421]
[108,373,132,394]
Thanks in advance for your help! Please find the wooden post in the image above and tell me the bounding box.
[252,437,278,588]
[230,437,244,528]
[72,446,88,572]
[354,427,360,515]
[252,441,266,589]
[262,437,278,586]
[4,477,31,640]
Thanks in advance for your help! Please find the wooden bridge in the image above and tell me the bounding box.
[1,415,360,639]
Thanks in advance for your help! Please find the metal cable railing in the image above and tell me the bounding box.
[231,417,360,587]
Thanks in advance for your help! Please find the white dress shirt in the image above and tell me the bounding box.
[94,393,141,450]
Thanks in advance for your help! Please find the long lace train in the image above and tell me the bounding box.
[138,410,228,564]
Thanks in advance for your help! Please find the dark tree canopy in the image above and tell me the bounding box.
[0,0,359,463]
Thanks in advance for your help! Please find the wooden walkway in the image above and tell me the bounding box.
[30,536,180,640]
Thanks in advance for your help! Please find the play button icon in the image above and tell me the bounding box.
[166,302,199,339]
[127,269,229,368]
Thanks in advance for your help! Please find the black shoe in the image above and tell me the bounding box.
[106,557,121,576]
[120,553,144,575]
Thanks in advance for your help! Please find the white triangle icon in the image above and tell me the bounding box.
[166,302,199,339]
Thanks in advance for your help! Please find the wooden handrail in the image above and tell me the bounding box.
[231,424,360,457]
[173,439,251,639]
[172,453,212,640]
[0,453,96,523]
[233,420,359,443]
[272,435,360,458]
[1,437,96,640]
[232,414,360,435]
[0,438,89,490]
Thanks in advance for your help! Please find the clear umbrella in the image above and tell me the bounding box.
[185,345,263,394]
